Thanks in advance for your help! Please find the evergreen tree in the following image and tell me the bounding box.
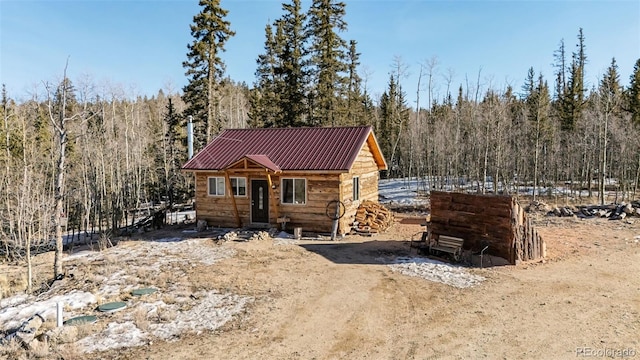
[524,70,551,199]
[627,58,640,125]
[182,0,235,149]
[249,23,283,128]
[561,28,587,131]
[163,98,188,206]
[378,74,410,176]
[250,0,308,128]
[599,58,622,115]
[596,58,622,205]
[306,0,349,126]
[278,0,308,127]
[553,40,567,100]
[344,40,366,125]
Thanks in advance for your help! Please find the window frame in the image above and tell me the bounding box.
[230,177,247,197]
[353,176,360,201]
[207,176,225,197]
[281,178,307,205]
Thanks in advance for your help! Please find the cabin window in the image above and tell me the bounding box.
[353,176,360,201]
[231,177,247,196]
[282,178,306,205]
[208,177,225,196]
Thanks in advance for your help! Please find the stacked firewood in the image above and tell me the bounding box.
[352,201,394,235]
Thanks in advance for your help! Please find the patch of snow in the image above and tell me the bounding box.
[0,293,29,309]
[0,291,97,330]
[276,231,292,239]
[76,291,252,353]
[384,257,485,288]
[77,321,147,352]
[273,231,299,245]
[150,291,251,340]
[378,178,428,205]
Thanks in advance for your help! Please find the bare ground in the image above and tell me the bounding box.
[2,215,640,360]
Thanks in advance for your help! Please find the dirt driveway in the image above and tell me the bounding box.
[92,215,640,360]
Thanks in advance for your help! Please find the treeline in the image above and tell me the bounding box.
[1,0,639,266]
[0,79,248,259]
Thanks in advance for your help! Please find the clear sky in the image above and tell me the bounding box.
[1,0,639,103]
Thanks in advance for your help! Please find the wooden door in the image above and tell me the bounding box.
[251,179,269,223]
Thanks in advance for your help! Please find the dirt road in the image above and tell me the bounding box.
[103,216,640,360]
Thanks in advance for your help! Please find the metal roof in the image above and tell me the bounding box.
[182,126,385,171]
[232,155,282,173]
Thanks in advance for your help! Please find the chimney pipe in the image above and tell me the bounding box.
[187,115,193,159]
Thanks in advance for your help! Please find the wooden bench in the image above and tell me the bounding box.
[429,235,464,261]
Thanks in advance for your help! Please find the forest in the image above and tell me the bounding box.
[1,0,639,275]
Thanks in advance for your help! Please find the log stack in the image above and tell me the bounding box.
[430,191,545,264]
[542,202,640,220]
[352,201,394,235]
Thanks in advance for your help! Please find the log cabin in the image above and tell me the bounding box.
[181,126,387,234]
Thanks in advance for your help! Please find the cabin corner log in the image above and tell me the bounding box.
[429,191,544,264]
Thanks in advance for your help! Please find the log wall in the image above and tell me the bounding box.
[339,141,381,233]
[429,191,545,264]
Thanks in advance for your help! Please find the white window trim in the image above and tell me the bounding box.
[281,178,307,205]
[207,176,225,197]
[230,177,247,197]
[353,176,360,201]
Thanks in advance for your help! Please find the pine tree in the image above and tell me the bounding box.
[163,98,186,206]
[627,58,640,125]
[379,74,410,176]
[599,58,622,115]
[523,69,551,199]
[596,58,622,205]
[278,0,308,127]
[250,0,308,128]
[306,0,349,126]
[561,28,587,131]
[249,23,283,128]
[553,40,567,100]
[344,40,366,125]
[182,0,235,149]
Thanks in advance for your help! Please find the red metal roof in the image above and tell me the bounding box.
[182,126,384,171]
[231,155,281,173]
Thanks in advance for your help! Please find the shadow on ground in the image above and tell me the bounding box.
[299,240,417,265]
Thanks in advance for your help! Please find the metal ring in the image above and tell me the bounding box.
[325,200,346,220]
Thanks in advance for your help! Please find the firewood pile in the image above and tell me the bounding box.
[351,201,394,235]
[530,201,640,220]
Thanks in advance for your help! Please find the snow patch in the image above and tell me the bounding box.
[77,291,251,353]
[384,257,485,288]
[0,291,97,330]
[77,321,147,352]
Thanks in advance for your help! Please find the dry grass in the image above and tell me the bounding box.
[154,270,173,289]
[54,343,84,360]
[156,307,178,323]
[161,294,178,305]
[133,307,150,331]
[0,272,27,299]
[75,322,98,339]
[0,337,27,360]
[28,338,50,358]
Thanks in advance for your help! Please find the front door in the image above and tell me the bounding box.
[251,179,269,223]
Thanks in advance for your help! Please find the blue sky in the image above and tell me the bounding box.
[1,0,639,103]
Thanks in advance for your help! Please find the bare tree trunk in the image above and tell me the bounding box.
[52,114,67,277]
[633,152,640,199]
[47,60,81,278]
[599,112,608,205]
[533,110,541,201]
